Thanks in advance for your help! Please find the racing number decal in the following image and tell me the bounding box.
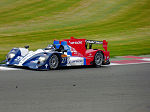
[62,57,67,63]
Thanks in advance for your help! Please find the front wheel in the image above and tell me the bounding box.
[49,54,59,70]
[93,51,103,67]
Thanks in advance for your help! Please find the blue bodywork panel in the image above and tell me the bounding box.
[5,47,67,70]
[3,40,85,70]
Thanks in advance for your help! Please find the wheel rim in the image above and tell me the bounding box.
[95,53,102,65]
[49,55,58,69]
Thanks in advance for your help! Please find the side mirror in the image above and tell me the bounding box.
[24,46,29,49]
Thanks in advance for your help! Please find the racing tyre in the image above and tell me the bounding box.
[94,51,103,67]
[49,54,59,70]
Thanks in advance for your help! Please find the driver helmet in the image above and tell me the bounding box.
[46,44,55,50]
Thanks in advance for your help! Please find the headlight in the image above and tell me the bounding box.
[38,57,46,62]
[7,53,15,59]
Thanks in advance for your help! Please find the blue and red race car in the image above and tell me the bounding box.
[2,37,110,70]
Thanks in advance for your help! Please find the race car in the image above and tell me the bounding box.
[2,37,110,70]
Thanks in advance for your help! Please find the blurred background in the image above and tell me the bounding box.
[0,0,150,60]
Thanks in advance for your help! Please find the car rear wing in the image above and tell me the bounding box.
[86,40,103,44]
[85,40,108,51]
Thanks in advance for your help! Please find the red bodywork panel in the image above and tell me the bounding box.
[63,37,86,56]
[62,37,110,65]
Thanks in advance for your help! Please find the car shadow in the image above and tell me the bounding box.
[0,64,109,71]
[38,65,109,71]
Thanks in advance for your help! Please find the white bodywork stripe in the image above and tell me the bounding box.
[18,49,44,66]
[19,48,29,56]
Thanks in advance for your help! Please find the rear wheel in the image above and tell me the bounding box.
[49,54,59,70]
[94,51,103,67]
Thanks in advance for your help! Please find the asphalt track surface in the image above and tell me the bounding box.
[0,63,150,112]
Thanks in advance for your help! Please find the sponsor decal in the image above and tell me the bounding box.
[71,60,83,63]
[86,40,103,44]
[69,41,82,44]
[67,57,84,66]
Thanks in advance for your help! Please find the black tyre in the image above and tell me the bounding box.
[94,51,103,67]
[49,54,59,70]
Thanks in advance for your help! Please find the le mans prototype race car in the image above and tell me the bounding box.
[2,37,110,70]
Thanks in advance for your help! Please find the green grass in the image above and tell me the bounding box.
[0,0,150,61]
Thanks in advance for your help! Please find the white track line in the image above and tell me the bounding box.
[141,58,150,61]
[103,62,150,67]
[0,61,150,71]
[102,63,122,66]
[0,66,21,71]
[109,63,121,66]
